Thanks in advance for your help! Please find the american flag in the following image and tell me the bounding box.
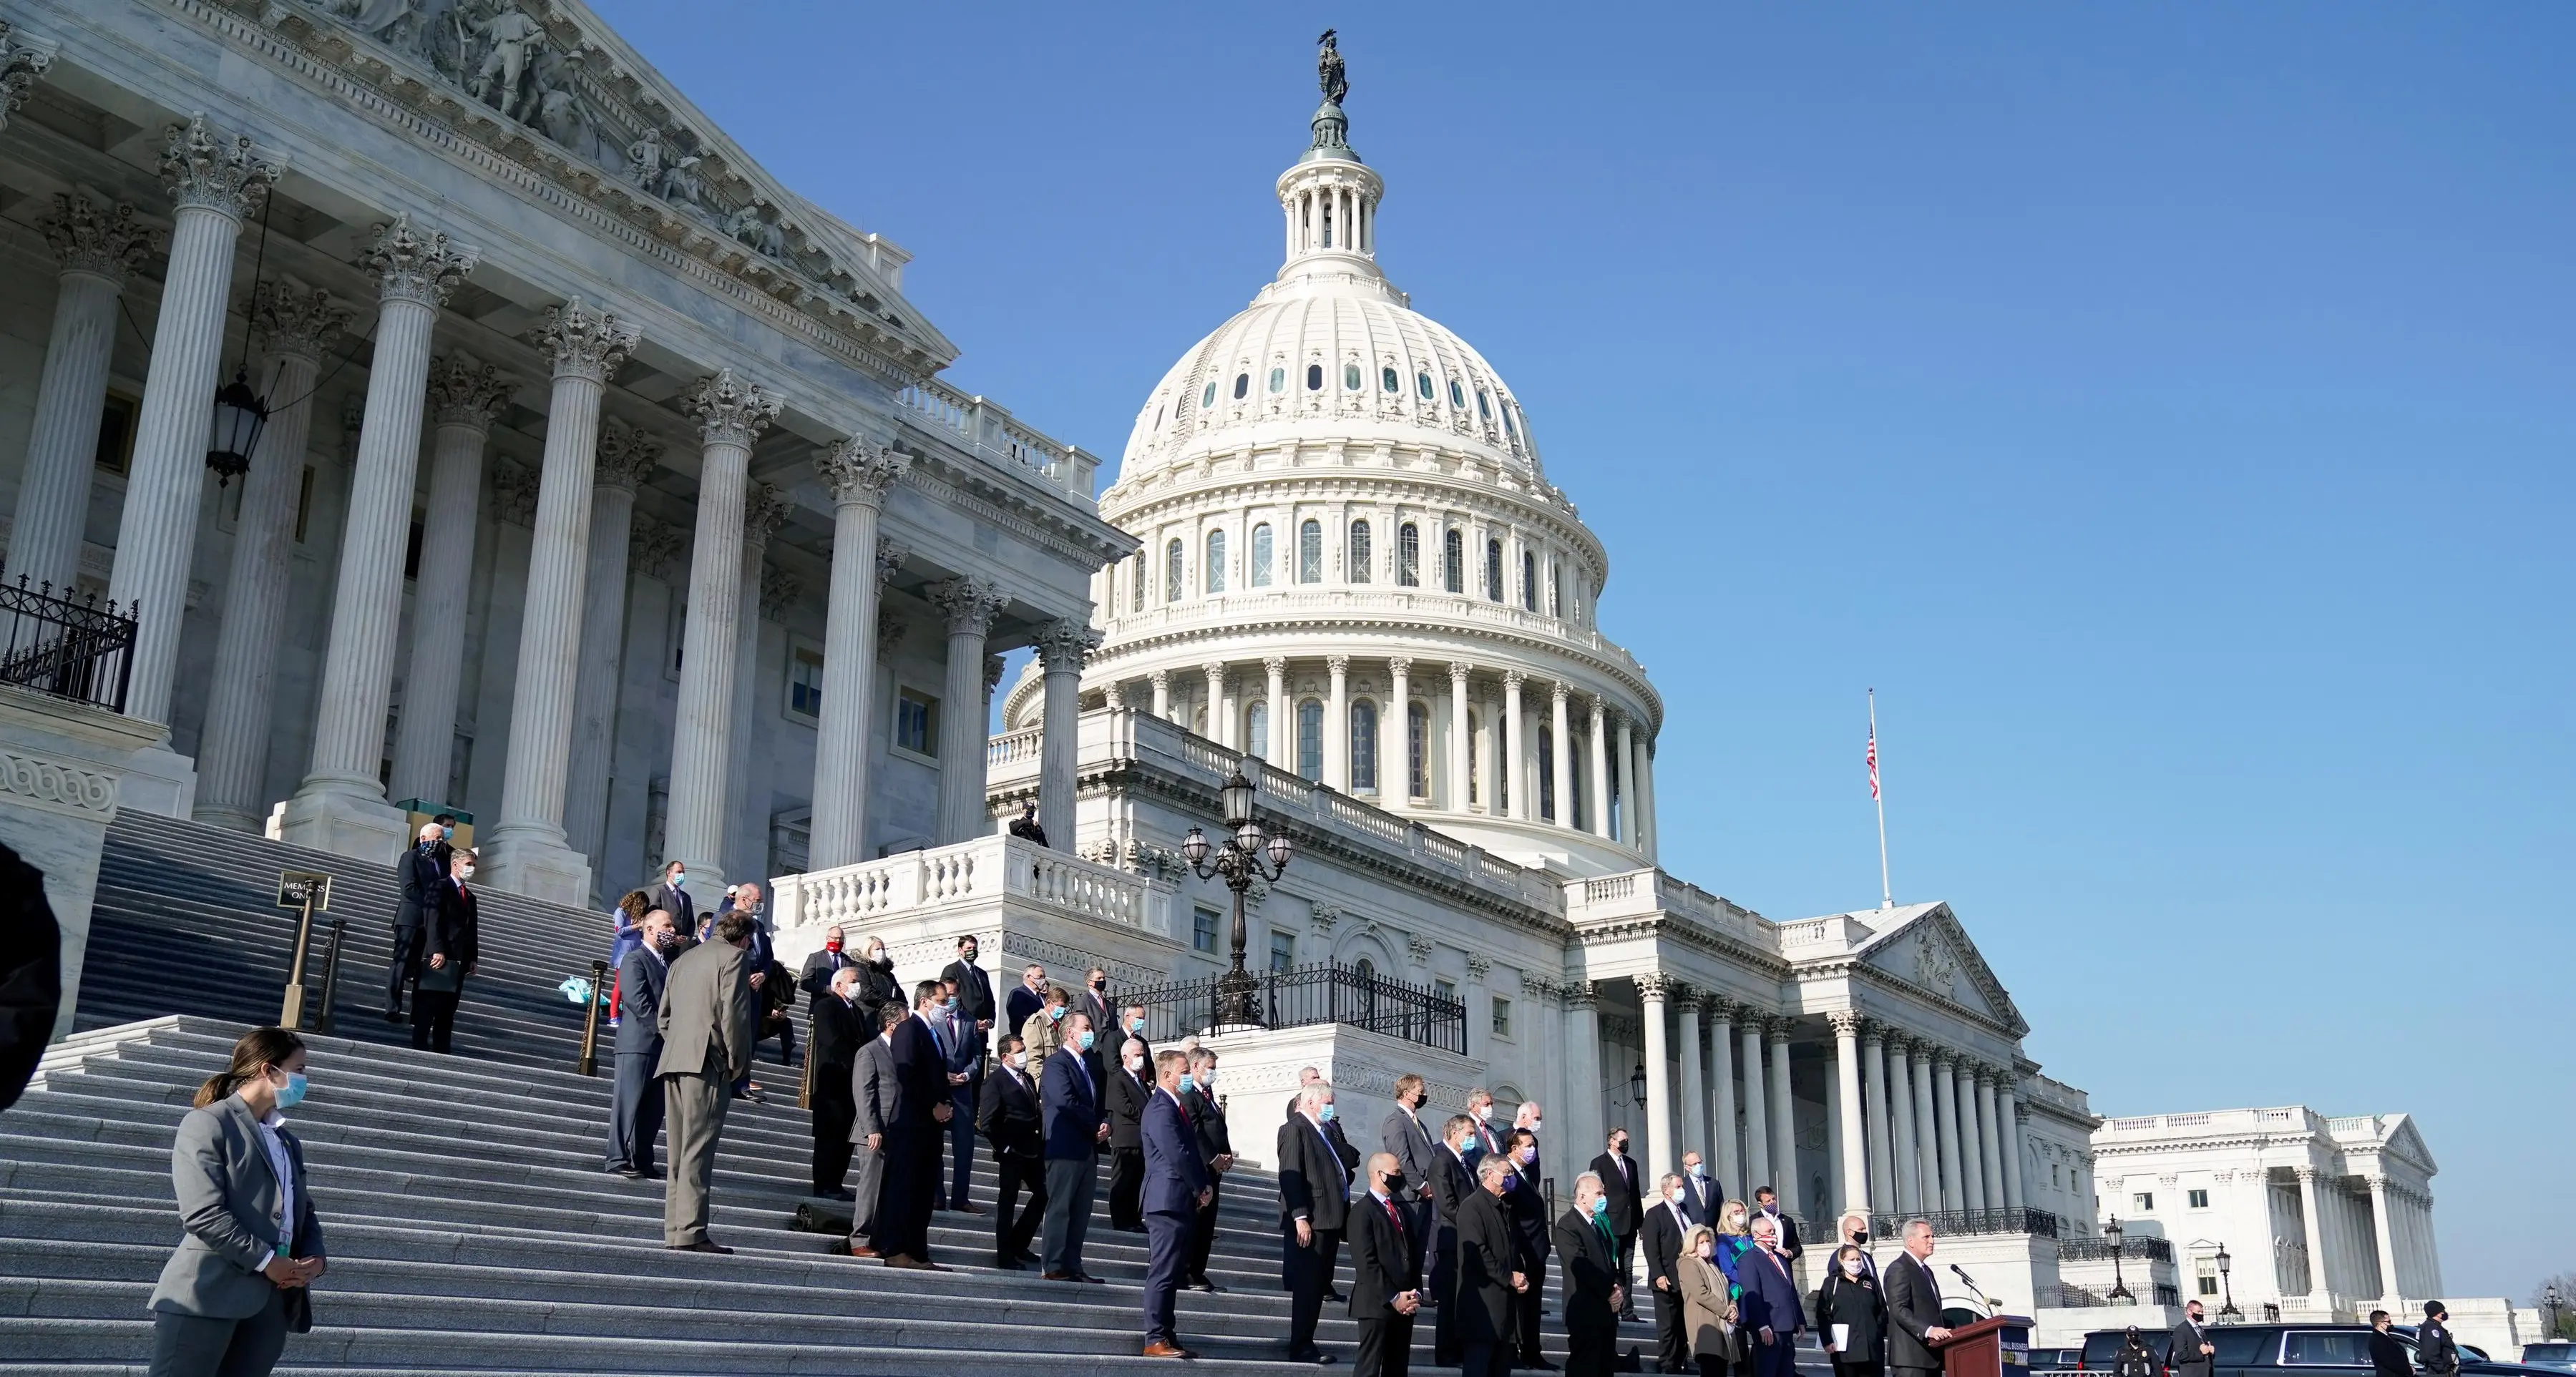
[1867,725,1880,801]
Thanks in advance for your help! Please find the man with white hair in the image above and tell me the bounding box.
[383,820,449,1021]
[1277,1079,1353,1363]
[1552,1172,1624,1377]
[1740,1213,1807,1377]
[1884,1218,1952,1377]
[805,964,867,1200]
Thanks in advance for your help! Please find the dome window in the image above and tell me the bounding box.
[1298,519,1323,584]
[1397,523,1420,587]
[1348,520,1372,583]
[1382,366,1400,393]
[1205,529,1227,595]
[1503,406,1518,438]
[1165,538,1185,604]
[1307,363,1324,391]
[1233,373,1249,401]
[1442,530,1463,594]
[1476,389,1491,419]
[1416,371,1434,400]
[1251,523,1274,587]
[1344,363,1362,391]
[1448,379,1466,409]
[1269,367,1286,393]
[1202,381,1218,408]
[1156,405,1166,428]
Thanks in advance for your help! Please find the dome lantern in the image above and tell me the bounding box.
[1277,31,1385,280]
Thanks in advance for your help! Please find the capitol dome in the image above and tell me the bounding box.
[1012,81,1665,878]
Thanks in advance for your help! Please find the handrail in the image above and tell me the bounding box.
[0,571,137,712]
[1126,960,1467,1054]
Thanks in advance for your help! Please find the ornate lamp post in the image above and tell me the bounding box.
[1182,765,1293,1028]
[2216,1243,2241,1320]
[1630,1062,1648,1108]
[2545,1284,2560,1340]
[2106,1215,2136,1302]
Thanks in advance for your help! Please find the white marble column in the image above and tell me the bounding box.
[1503,671,1528,820]
[1887,1037,1921,1214]
[1549,682,1572,826]
[1707,997,1742,1194]
[1956,1061,1988,1211]
[1863,1024,1897,1212]
[1639,975,1675,1180]
[1910,1042,1940,1212]
[1996,1081,2026,1210]
[109,120,280,803]
[275,214,474,858]
[482,301,639,901]
[1324,655,1350,789]
[1765,1019,1798,1216]
[1974,1072,2005,1210]
[1675,992,1704,1172]
[1562,981,1604,1170]
[386,356,510,807]
[1931,1052,1963,1210]
[2295,1167,2330,1306]
[192,285,341,831]
[1446,662,1471,810]
[1150,669,1171,720]
[1036,619,1098,851]
[1587,695,1611,838]
[724,495,794,877]
[1738,1011,1770,1197]
[660,370,779,903]
[1636,738,1659,862]
[563,426,663,886]
[1384,657,1409,806]
[1202,661,1227,747]
[2361,1177,2397,1299]
[932,576,1006,844]
[10,196,152,594]
[1261,657,1287,763]
[805,437,909,870]
[1613,712,1635,846]
[1833,1014,1869,1214]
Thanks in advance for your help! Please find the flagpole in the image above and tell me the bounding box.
[1870,688,1892,910]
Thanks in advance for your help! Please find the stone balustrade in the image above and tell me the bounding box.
[770,831,1145,936]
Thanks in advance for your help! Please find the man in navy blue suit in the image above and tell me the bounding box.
[1141,1049,1211,1358]
[604,910,675,1177]
[1737,1214,1807,1377]
[879,980,958,1270]
[1040,1011,1108,1283]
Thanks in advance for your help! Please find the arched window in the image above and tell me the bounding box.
[1299,519,1323,583]
[1348,520,1372,583]
[1131,551,1145,612]
[1443,529,1464,593]
[1296,699,1324,780]
[1268,366,1286,393]
[1417,371,1435,400]
[1165,539,1184,603]
[1467,709,1484,805]
[1407,701,1429,799]
[1345,363,1362,391]
[1382,366,1400,392]
[1485,538,1504,602]
[1521,552,1538,611]
[1449,379,1466,408]
[1538,725,1556,820]
[1503,406,1518,438]
[1205,529,1227,594]
[1246,700,1269,761]
[1251,523,1274,587]
[1397,523,1420,587]
[1307,363,1324,391]
[1233,372,1249,400]
[1351,699,1378,793]
[1201,381,1217,408]
[1476,388,1492,419]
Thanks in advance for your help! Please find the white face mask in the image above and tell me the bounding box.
[1008,1053,1027,1071]
[459,866,476,879]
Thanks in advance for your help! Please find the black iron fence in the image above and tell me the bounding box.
[1868,1206,2061,1240]
[0,574,136,713]
[2060,1234,2174,1263]
[1128,961,1467,1054]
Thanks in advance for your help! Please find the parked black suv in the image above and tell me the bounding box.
[2079,1325,2556,1377]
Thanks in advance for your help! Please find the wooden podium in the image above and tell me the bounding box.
[1936,1315,2035,1377]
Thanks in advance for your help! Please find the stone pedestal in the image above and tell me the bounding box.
[1194,1021,1482,1172]
[0,684,162,1039]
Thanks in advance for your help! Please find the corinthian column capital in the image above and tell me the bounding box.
[1,21,59,134]
[594,425,665,492]
[537,296,640,383]
[425,355,512,430]
[874,536,912,587]
[358,212,476,307]
[741,483,794,549]
[687,368,781,449]
[41,195,157,281]
[1037,618,1102,673]
[252,283,351,366]
[932,575,1006,634]
[160,113,280,221]
[816,435,912,507]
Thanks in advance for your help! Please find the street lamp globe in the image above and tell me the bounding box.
[1266,830,1294,870]
[1220,768,1258,828]
[1181,826,1211,868]
[1235,817,1266,853]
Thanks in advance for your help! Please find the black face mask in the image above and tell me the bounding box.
[1851,1228,1870,1243]
[1383,1173,1407,1194]
[1091,979,1107,991]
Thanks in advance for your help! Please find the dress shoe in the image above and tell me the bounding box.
[1187,1278,1226,1293]
[957,1202,988,1215]
[994,1256,1027,1270]
[1043,1270,1080,1283]
[1143,1341,1193,1358]
[823,1187,856,1202]
[847,1245,880,1259]
[1327,1290,1350,1303]
[1017,1249,1044,1264]
[381,1009,404,1024]
[666,1240,733,1254]
[607,1165,638,1177]
[642,1167,665,1180]
[1077,1272,1108,1284]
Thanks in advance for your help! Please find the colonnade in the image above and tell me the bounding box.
[4,113,1097,906]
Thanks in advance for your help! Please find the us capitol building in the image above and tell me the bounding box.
[0,1,2495,1336]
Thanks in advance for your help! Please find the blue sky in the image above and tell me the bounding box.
[595,4,2573,1297]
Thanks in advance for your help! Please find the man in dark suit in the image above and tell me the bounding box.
[806,965,866,1200]
[1739,1215,1807,1377]
[1676,1151,1717,1227]
[847,1004,904,1258]
[1430,1114,1480,1366]
[1753,1185,1802,1263]
[2172,1300,2217,1377]
[977,1032,1046,1268]
[1006,962,1049,1042]
[1590,1127,1645,1320]
[655,911,756,1253]
[2368,1311,2411,1377]
[877,980,958,1270]
[940,933,996,1049]
[934,976,985,1215]
[1643,1171,1693,1373]
[1351,1150,1425,1377]
[1883,1220,1953,1377]
[1107,1035,1153,1231]
[1039,1012,1108,1283]
[1458,1155,1526,1377]
[1076,967,1115,1058]
[652,858,696,935]
[1502,1124,1554,1370]
[1278,1079,1354,1364]
[1555,1172,1626,1377]
[605,910,675,1178]
[1287,1064,1360,1300]
[411,848,479,1054]
[383,823,446,1021]
[1180,1047,1234,1293]
[1141,1049,1212,1358]
[1381,1074,1440,1258]
[796,925,854,1017]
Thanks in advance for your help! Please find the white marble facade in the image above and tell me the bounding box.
[0,0,1128,908]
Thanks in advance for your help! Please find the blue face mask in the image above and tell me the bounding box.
[1075,1030,1095,1052]
[1128,1016,1144,1033]
[1591,1195,1609,1217]
[1179,1074,1196,1093]
[273,1071,308,1110]
[1318,1103,1337,1123]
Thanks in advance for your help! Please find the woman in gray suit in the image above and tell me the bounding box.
[148,1026,327,1377]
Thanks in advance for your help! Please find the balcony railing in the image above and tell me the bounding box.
[2061,1235,2174,1263]
[1127,960,1467,1054]
[1868,1207,2060,1240]
[0,574,135,713]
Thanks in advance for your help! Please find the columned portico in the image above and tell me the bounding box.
[806,437,910,870]
[1863,1023,1896,1212]
[563,427,662,886]
[1996,1079,2026,1208]
[932,576,1006,845]
[1035,619,1099,849]
[1707,996,1741,1191]
[1561,981,1604,1167]
[722,488,793,876]
[1974,1070,2006,1208]
[1674,991,1704,1176]
[1638,974,1675,1179]
[1887,1037,1921,1212]
[1931,1052,1963,1209]
[1765,1019,1797,1215]
[387,355,510,808]
[1832,1012,1868,1212]
[276,214,474,858]
[2296,1166,2331,1308]
[1738,1011,1770,1195]
[10,195,152,595]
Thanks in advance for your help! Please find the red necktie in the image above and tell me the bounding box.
[1385,1197,1403,1235]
